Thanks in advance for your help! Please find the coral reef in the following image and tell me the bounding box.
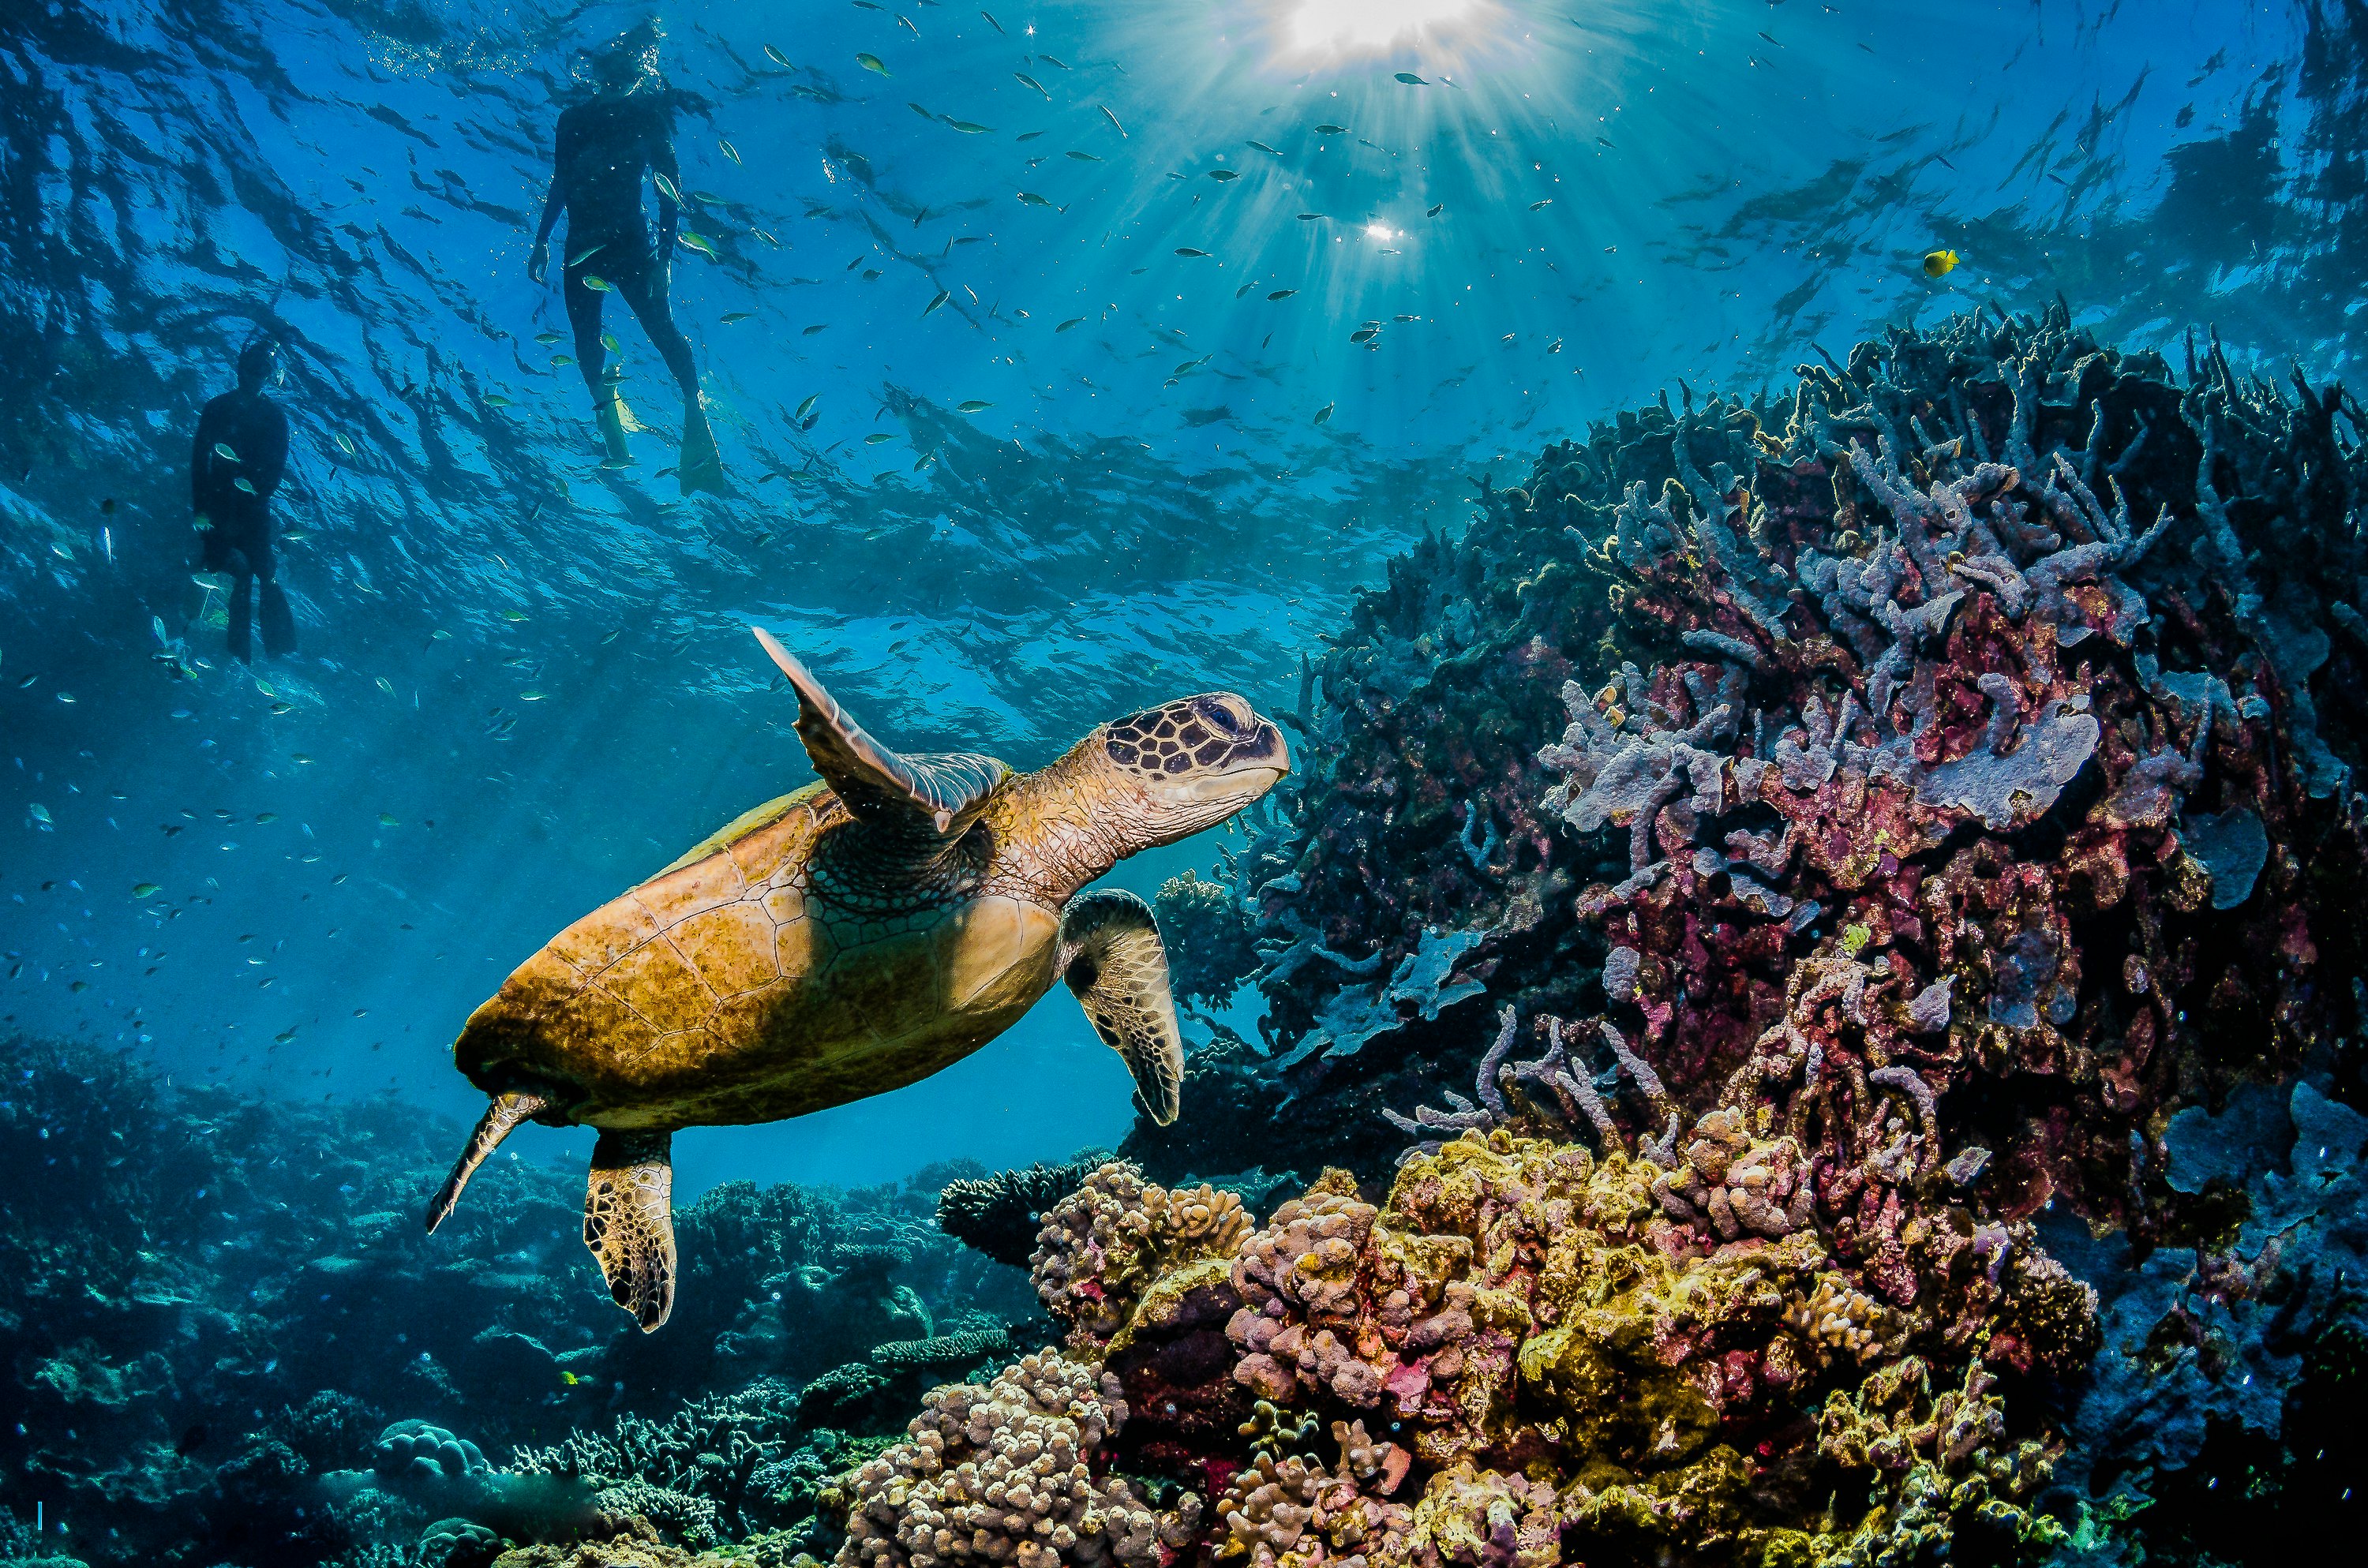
[0,1035,1023,1567]
[837,1352,1170,1568]
[936,1151,1115,1269]
[1029,1163,1252,1346]
[1132,305,2368,1199]
[1109,299,2368,1560]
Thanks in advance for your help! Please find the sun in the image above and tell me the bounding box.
[1283,0,1485,54]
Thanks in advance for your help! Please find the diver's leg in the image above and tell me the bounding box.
[564,262,606,396]
[184,524,227,629]
[226,571,253,664]
[565,260,631,465]
[616,260,725,496]
[616,260,700,406]
[255,536,295,659]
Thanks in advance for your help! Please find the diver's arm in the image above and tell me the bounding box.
[534,175,566,246]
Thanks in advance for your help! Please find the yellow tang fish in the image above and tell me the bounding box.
[1923,249,1960,278]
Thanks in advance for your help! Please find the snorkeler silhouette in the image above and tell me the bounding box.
[190,336,296,662]
[530,19,726,496]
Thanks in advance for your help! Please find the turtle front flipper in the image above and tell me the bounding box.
[584,1130,677,1332]
[750,627,1010,835]
[1058,889,1185,1125]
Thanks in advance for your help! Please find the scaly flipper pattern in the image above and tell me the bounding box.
[750,627,1010,834]
[425,1088,550,1233]
[584,1129,676,1331]
[1058,889,1185,1125]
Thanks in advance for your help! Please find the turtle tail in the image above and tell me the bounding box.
[425,1089,551,1233]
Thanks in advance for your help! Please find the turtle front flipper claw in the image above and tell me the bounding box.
[584,1129,676,1331]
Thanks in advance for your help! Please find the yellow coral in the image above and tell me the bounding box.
[1032,1163,1252,1344]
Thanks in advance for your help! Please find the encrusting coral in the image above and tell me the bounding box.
[835,1352,1172,1568]
[962,1116,2087,1566]
[1030,1163,1253,1346]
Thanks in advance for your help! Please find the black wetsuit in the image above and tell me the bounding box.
[191,387,294,660]
[540,92,700,407]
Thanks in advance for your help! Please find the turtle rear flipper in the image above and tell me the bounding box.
[425,1088,550,1233]
[585,1130,677,1331]
[1058,889,1185,1125]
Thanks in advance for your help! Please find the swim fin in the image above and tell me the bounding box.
[259,580,297,659]
[227,575,253,664]
[679,398,728,496]
[595,372,633,468]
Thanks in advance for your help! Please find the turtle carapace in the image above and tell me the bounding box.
[425,628,1288,1330]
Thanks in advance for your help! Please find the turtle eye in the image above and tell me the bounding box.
[1196,695,1246,735]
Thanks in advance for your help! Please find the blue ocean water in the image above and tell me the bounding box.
[2,0,2362,1203]
[13,6,2368,1562]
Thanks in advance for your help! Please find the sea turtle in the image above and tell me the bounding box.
[425,627,1288,1330]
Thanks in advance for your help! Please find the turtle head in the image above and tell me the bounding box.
[1089,692,1289,849]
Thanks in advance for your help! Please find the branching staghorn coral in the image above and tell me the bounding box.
[508,1379,806,1544]
[1381,1005,1519,1155]
[869,1327,1015,1374]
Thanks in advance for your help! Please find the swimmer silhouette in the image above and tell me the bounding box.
[190,336,296,662]
[530,20,726,496]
